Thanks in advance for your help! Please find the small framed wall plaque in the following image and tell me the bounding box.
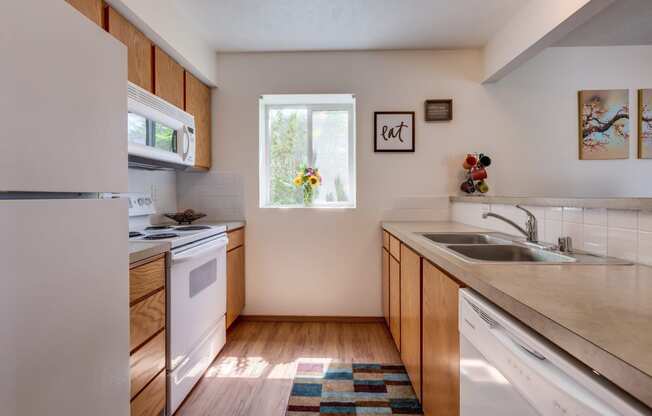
[425,99,453,122]
[374,111,415,152]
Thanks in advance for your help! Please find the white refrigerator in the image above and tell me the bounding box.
[1,1,130,415]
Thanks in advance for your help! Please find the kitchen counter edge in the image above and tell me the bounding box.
[129,241,171,264]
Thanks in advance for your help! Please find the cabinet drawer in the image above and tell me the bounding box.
[130,290,165,352]
[227,228,245,251]
[131,369,166,416]
[389,235,401,261]
[130,257,165,304]
[130,330,166,399]
[382,230,390,250]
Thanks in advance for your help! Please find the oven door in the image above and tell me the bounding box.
[169,234,227,372]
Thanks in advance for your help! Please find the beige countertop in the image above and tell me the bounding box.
[129,241,170,264]
[219,220,245,231]
[451,195,652,210]
[382,221,652,408]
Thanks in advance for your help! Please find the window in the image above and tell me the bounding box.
[259,94,356,208]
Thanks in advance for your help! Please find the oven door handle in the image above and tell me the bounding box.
[172,237,228,263]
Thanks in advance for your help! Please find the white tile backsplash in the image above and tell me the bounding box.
[544,207,562,221]
[562,207,583,224]
[583,225,607,256]
[607,210,638,230]
[583,208,607,226]
[638,231,652,266]
[608,228,638,262]
[544,220,562,244]
[450,201,652,265]
[639,211,652,232]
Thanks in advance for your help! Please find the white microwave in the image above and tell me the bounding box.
[127,82,196,169]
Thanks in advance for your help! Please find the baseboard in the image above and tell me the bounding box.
[239,315,386,323]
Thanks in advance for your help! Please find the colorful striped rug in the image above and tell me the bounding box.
[286,362,423,415]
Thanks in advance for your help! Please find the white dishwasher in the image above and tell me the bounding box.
[459,289,650,416]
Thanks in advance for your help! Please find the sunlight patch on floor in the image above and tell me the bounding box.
[203,356,336,380]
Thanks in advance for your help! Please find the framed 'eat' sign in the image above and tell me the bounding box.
[374,111,415,152]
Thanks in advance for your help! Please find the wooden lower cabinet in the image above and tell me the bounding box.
[400,244,422,401]
[226,227,246,328]
[422,260,461,416]
[389,255,401,351]
[226,245,245,328]
[382,248,390,326]
[130,253,168,415]
[131,369,166,416]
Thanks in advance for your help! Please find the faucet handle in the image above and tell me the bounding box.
[557,236,573,253]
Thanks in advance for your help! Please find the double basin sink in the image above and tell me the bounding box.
[420,232,631,265]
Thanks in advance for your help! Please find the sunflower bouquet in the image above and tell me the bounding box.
[293,166,322,206]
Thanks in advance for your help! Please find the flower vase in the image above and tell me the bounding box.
[303,185,314,206]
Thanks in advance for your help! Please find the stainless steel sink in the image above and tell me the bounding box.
[418,232,632,265]
[422,233,509,245]
[446,244,576,263]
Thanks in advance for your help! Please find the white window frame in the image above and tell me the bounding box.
[259,94,357,209]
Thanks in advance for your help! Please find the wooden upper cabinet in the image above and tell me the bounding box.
[422,261,461,416]
[106,7,153,92]
[154,46,184,109]
[400,244,422,401]
[185,71,212,169]
[65,0,103,26]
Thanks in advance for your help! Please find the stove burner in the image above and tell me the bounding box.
[175,225,211,231]
[129,231,144,238]
[145,225,172,231]
[144,233,179,240]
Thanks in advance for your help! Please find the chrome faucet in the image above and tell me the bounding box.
[482,205,539,242]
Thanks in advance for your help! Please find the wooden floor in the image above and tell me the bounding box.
[176,320,401,416]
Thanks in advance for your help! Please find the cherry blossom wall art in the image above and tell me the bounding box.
[578,89,629,160]
[639,89,652,159]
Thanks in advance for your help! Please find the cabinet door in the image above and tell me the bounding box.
[400,244,422,401]
[422,261,460,416]
[154,46,184,109]
[226,245,245,328]
[185,72,212,169]
[65,0,103,26]
[382,248,390,326]
[389,255,401,351]
[106,7,153,92]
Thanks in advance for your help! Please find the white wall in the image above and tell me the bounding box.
[180,46,652,316]
[488,45,652,196]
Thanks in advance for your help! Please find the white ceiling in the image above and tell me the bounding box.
[174,0,525,52]
[557,0,652,47]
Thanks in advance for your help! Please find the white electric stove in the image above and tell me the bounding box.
[124,193,228,415]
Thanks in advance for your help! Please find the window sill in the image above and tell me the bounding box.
[260,204,356,210]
